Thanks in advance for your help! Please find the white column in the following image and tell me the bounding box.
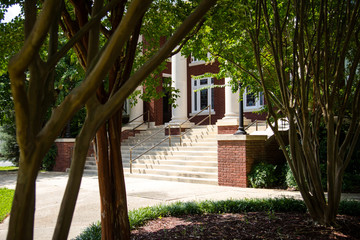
[224,77,239,119]
[216,77,240,126]
[129,86,144,125]
[170,52,189,125]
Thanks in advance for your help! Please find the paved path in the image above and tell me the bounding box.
[1,171,359,239]
[0,161,14,167]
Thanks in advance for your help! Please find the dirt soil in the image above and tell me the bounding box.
[131,212,360,239]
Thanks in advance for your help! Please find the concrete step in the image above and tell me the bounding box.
[84,157,97,174]
[124,157,218,166]
[121,145,217,153]
[127,168,217,179]
[130,163,217,172]
[121,138,217,149]
[122,141,217,149]
[84,124,219,185]
[123,150,217,158]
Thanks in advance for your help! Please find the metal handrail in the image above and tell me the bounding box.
[178,105,212,145]
[244,119,257,131]
[129,124,174,173]
[129,105,212,173]
[126,111,150,131]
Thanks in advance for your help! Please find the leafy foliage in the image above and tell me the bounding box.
[0,124,19,166]
[0,74,14,125]
[73,222,101,240]
[284,162,298,190]
[0,14,23,75]
[41,144,57,171]
[248,162,278,188]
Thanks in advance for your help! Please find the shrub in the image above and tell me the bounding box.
[284,162,298,190]
[248,162,278,188]
[338,200,360,216]
[73,222,101,240]
[41,144,57,171]
[0,124,19,166]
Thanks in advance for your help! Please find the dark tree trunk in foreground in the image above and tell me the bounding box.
[7,0,218,239]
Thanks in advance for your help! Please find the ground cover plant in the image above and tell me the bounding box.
[0,188,14,222]
[0,166,18,171]
[74,198,360,240]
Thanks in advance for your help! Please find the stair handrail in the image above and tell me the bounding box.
[129,123,174,173]
[244,119,268,131]
[244,119,257,130]
[129,105,212,173]
[126,111,150,131]
[177,105,212,146]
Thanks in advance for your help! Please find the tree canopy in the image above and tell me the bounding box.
[5,1,218,239]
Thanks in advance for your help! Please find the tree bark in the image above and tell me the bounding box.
[97,110,130,240]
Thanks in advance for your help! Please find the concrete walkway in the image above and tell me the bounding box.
[1,171,359,239]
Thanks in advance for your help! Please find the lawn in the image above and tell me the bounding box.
[0,166,18,171]
[0,188,14,222]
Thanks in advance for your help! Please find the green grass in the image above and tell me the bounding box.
[0,188,15,222]
[0,166,18,171]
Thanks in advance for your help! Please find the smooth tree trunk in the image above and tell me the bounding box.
[97,110,130,240]
[252,0,360,226]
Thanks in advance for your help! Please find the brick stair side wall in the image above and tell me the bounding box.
[218,139,282,187]
[53,139,95,172]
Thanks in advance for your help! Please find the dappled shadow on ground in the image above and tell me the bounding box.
[131,212,360,239]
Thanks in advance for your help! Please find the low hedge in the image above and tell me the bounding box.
[74,198,360,240]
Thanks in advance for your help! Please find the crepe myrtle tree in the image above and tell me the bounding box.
[6,0,218,239]
[185,0,360,225]
[251,0,360,225]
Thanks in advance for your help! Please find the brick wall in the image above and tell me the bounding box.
[244,112,267,121]
[121,129,141,141]
[217,135,285,187]
[53,138,97,172]
[53,139,75,172]
[217,125,238,134]
[165,127,186,135]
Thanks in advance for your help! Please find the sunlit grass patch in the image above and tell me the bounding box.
[0,188,14,222]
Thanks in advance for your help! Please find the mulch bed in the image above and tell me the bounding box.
[131,212,360,239]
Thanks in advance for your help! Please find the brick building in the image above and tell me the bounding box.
[126,52,266,129]
[54,52,286,188]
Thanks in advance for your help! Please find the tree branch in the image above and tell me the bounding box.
[170,18,205,56]
[99,0,218,124]
[8,0,60,76]
[37,0,154,147]
[47,0,124,70]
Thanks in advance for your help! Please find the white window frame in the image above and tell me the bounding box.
[191,77,215,114]
[243,87,265,112]
[189,52,211,66]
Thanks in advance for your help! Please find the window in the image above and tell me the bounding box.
[243,87,265,111]
[246,92,256,107]
[123,98,130,116]
[192,77,215,113]
[190,52,211,65]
